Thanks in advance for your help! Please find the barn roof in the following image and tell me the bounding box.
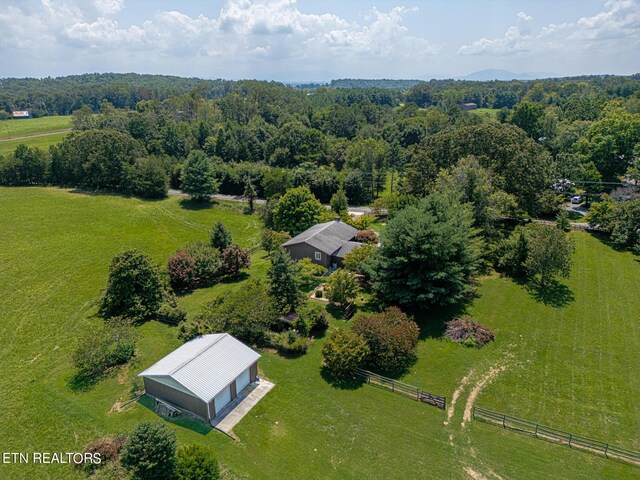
[139,333,260,402]
[282,220,358,255]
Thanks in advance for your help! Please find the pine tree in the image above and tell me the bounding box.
[244,179,257,213]
[180,151,218,202]
[210,221,232,250]
[267,248,302,314]
[330,189,349,214]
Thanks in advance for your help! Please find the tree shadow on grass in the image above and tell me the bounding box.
[68,372,101,392]
[524,280,575,308]
[67,188,166,203]
[410,302,469,341]
[137,395,212,435]
[320,367,365,391]
[178,198,217,211]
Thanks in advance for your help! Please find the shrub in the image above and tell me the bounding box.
[157,303,187,325]
[330,189,349,214]
[121,422,176,480]
[183,242,222,288]
[180,280,277,346]
[175,444,220,480]
[345,213,374,230]
[210,221,232,250]
[99,250,167,322]
[326,269,358,305]
[73,318,137,379]
[351,307,419,374]
[322,329,369,377]
[354,229,379,244]
[260,228,291,255]
[78,435,126,473]
[342,243,376,275]
[297,301,329,332]
[298,257,326,290]
[445,316,495,348]
[220,244,251,278]
[167,251,197,292]
[270,330,311,355]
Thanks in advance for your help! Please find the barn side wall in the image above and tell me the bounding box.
[143,377,208,420]
[250,361,258,382]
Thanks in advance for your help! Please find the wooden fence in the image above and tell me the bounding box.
[355,368,446,410]
[473,406,640,466]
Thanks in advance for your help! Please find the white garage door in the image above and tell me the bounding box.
[214,386,231,415]
[236,368,251,393]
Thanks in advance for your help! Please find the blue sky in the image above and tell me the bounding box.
[0,0,638,80]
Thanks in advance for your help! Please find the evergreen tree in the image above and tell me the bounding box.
[267,248,302,314]
[209,221,233,250]
[180,151,218,202]
[99,250,166,322]
[121,422,176,480]
[244,179,257,213]
[365,192,480,309]
[330,188,349,215]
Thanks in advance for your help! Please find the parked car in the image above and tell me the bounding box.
[571,195,582,204]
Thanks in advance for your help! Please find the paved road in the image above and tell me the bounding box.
[168,189,373,214]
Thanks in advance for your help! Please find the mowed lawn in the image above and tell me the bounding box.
[0,187,639,480]
[0,116,71,156]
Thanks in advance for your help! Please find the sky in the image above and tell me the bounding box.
[0,0,639,80]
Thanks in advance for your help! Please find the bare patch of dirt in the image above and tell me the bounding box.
[462,364,508,428]
[464,466,488,480]
[445,368,475,425]
[117,364,129,384]
[29,354,42,363]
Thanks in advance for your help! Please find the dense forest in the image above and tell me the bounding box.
[1,73,639,244]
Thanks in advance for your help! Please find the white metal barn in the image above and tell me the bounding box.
[139,333,260,423]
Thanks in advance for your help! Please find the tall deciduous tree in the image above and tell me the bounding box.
[272,186,325,236]
[524,224,574,287]
[180,151,218,201]
[326,269,359,305]
[365,192,480,309]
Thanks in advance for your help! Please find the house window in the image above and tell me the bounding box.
[314,252,322,261]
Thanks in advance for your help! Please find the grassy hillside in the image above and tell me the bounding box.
[0,187,638,480]
[0,116,71,156]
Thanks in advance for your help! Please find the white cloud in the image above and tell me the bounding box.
[459,0,640,57]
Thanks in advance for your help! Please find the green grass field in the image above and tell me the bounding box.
[469,108,500,121]
[0,187,638,480]
[0,116,71,140]
[0,116,71,156]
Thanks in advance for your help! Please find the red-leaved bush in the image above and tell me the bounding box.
[168,251,197,292]
[220,244,251,278]
[351,306,419,374]
[354,229,379,244]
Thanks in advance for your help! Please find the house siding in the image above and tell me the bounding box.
[283,243,331,268]
[144,377,209,420]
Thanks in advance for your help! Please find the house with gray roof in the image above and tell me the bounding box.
[282,219,361,268]
[139,333,260,423]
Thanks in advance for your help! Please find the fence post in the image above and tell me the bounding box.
[604,444,609,458]
[392,380,395,393]
[534,424,539,438]
[569,434,573,447]
[502,414,506,429]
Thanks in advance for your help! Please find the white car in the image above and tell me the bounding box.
[571,195,582,204]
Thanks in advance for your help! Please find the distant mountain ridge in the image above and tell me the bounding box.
[459,69,554,81]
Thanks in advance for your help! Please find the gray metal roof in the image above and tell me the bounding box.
[282,220,358,255]
[332,241,363,259]
[139,334,260,402]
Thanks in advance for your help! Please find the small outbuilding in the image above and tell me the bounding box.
[139,333,260,423]
[12,110,31,119]
[282,219,361,268]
